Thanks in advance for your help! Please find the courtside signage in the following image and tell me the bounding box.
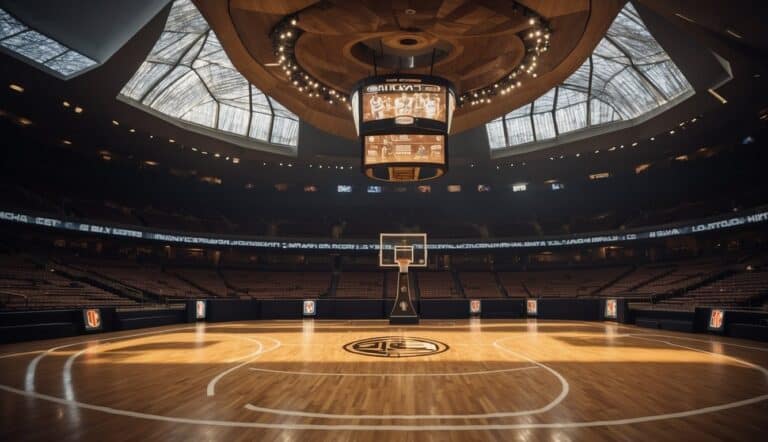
[82,308,103,331]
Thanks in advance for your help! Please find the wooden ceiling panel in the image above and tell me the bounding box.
[194,0,623,139]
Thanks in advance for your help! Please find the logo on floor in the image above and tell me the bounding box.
[343,336,448,358]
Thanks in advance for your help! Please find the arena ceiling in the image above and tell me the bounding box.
[0,0,765,176]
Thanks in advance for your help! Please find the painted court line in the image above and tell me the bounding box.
[243,340,569,420]
[207,337,282,397]
[0,323,766,431]
[247,365,540,377]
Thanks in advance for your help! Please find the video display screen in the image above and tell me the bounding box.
[364,134,445,166]
[362,83,446,123]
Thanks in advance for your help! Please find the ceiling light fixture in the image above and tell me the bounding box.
[707,88,728,104]
[725,28,743,39]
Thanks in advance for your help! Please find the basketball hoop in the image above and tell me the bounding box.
[396,258,411,273]
[379,233,426,324]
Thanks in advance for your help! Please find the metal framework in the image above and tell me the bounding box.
[118,0,299,149]
[486,2,692,151]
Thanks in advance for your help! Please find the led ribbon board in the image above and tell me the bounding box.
[2,207,767,251]
[353,75,455,182]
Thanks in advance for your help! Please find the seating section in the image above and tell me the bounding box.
[417,272,462,298]
[0,254,137,309]
[500,268,628,298]
[640,259,722,295]
[336,272,383,298]
[660,269,768,307]
[599,266,674,297]
[76,262,200,299]
[460,272,501,298]
[170,268,230,297]
[223,270,330,298]
[2,249,765,309]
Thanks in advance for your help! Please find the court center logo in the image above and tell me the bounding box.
[343,336,448,358]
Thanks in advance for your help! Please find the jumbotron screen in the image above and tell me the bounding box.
[364,134,445,166]
[362,83,447,123]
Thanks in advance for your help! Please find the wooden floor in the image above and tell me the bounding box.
[1,319,767,441]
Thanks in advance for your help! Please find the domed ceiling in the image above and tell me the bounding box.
[193,0,626,138]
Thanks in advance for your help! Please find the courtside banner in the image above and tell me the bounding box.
[2,206,766,251]
[605,299,617,319]
[303,300,316,316]
[708,309,725,332]
[469,299,481,315]
[526,299,538,316]
[82,308,103,331]
[195,300,206,320]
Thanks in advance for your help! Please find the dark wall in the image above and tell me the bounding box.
[2,300,767,344]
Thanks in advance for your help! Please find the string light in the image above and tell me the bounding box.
[270,15,349,110]
[461,9,551,107]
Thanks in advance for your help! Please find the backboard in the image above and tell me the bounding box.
[379,233,427,269]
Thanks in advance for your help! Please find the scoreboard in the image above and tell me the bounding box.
[352,75,455,182]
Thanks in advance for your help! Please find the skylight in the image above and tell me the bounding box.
[487,3,692,151]
[0,9,97,78]
[118,0,299,150]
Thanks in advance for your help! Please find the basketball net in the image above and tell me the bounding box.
[396,258,411,273]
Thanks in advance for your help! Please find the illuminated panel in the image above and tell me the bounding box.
[195,300,206,319]
[708,309,725,332]
[469,299,481,315]
[605,299,617,319]
[526,299,538,316]
[362,83,447,123]
[364,134,445,166]
[2,207,767,250]
[303,300,316,316]
[82,308,103,331]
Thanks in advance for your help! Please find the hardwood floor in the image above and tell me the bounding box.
[1,319,767,441]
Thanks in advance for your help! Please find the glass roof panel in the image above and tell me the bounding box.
[118,0,299,149]
[0,8,97,78]
[488,2,692,150]
[505,116,534,146]
[486,118,506,149]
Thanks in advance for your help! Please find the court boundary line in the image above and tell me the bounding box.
[207,337,281,397]
[243,339,569,420]
[247,365,540,377]
[0,321,766,431]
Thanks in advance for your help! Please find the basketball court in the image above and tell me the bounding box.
[1,319,767,441]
